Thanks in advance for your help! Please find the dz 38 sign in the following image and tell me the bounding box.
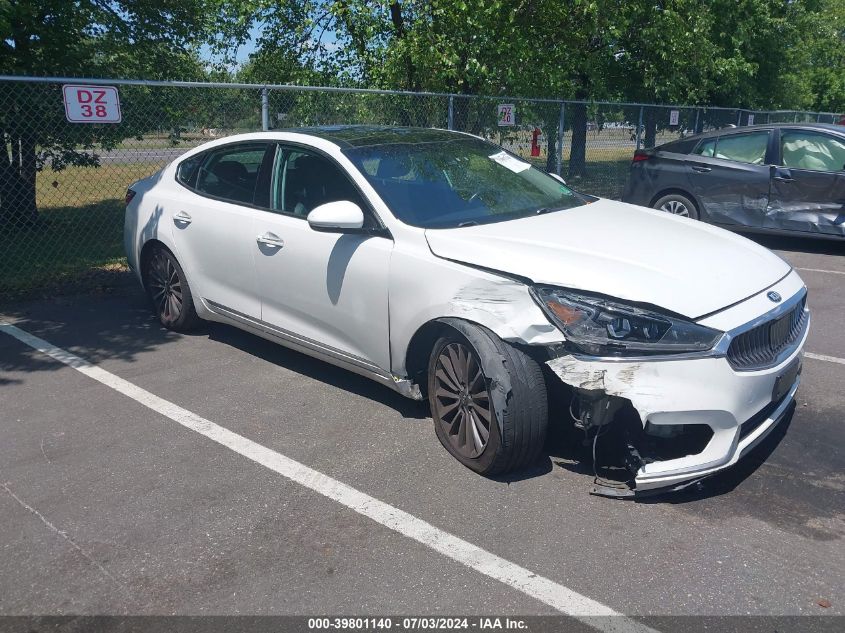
[62,85,122,123]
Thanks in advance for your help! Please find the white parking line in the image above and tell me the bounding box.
[796,267,845,276]
[0,322,655,633]
[806,352,845,365]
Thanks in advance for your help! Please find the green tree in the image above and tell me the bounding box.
[0,0,244,226]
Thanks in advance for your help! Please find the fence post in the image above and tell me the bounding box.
[635,106,644,150]
[448,95,454,130]
[261,87,270,131]
[556,102,565,176]
[694,108,700,134]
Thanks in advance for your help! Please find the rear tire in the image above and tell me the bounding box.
[653,192,700,220]
[427,320,548,475]
[143,246,200,332]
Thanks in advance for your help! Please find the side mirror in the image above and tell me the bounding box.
[548,172,567,185]
[307,200,365,233]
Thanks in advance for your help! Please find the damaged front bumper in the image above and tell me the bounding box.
[545,278,810,494]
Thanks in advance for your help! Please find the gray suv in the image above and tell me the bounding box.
[622,123,845,239]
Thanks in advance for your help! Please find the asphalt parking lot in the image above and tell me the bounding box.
[0,232,842,627]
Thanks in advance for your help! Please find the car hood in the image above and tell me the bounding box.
[424,199,791,320]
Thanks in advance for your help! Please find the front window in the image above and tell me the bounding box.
[271,148,366,216]
[343,138,586,228]
[781,130,845,172]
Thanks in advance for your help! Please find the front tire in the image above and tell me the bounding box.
[427,321,548,475]
[143,246,200,332]
[653,192,700,220]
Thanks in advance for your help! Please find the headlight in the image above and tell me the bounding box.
[532,286,722,356]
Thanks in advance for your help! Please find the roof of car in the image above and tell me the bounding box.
[283,125,470,148]
[675,122,845,144]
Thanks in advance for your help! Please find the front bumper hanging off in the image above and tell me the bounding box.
[544,274,810,496]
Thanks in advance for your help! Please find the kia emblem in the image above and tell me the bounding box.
[767,291,782,303]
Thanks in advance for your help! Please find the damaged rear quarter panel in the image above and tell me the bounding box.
[388,237,563,377]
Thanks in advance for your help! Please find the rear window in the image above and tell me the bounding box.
[193,144,269,205]
[713,132,769,164]
[693,131,769,165]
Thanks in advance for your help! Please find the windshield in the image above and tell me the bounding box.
[343,137,586,228]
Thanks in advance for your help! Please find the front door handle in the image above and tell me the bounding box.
[256,233,285,248]
[773,174,794,182]
[691,165,711,173]
[173,211,192,225]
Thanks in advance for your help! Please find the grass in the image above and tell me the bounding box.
[1,199,127,297]
[1,151,632,296]
[1,164,160,298]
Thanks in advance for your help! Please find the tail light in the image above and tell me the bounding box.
[632,150,650,163]
[125,188,137,205]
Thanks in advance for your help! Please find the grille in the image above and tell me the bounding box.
[727,296,808,370]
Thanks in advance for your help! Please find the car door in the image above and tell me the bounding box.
[252,144,393,372]
[170,142,274,319]
[685,130,773,227]
[765,128,845,236]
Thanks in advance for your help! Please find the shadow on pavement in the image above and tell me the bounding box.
[0,289,176,376]
[204,321,430,420]
[0,287,430,421]
[742,231,844,256]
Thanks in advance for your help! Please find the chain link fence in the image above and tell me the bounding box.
[0,76,841,296]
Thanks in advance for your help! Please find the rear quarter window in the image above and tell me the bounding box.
[658,138,699,154]
[176,153,203,188]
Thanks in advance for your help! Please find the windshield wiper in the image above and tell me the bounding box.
[457,220,479,227]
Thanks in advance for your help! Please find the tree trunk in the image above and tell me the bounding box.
[452,96,469,132]
[545,121,557,173]
[695,109,704,134]
[0,134,39,228]
[568,102,587,179]
[644,109,657,149]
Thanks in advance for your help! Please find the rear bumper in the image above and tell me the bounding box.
[620,168,651,206]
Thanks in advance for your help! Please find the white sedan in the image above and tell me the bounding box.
[124,126,809,495]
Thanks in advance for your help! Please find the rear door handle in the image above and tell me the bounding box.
[691,165,711,173]
[173,211,192,225]
[773,175,794,182]
[256,233,285,248]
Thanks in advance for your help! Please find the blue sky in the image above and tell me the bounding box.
[201,23,340,68]
[199,23,263,67]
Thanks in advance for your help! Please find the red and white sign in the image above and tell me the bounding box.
[497,103,515,126]
[62,85,121,123]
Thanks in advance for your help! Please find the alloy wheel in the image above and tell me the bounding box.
[432,342,492,458]
[148,252,183,324]
[660,199,690,216]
